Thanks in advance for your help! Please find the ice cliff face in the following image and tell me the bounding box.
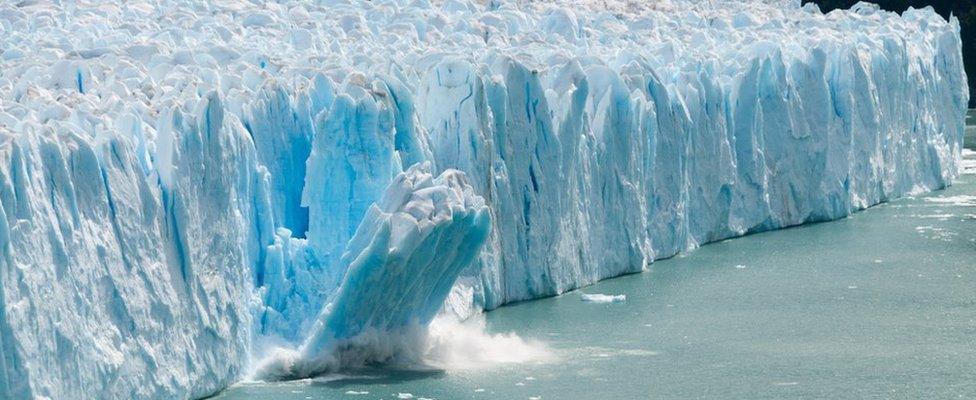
[0,93,264,398]
[0,0,968,398]
[256,164,491,380]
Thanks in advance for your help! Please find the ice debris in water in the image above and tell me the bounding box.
[0,0,968,398]
[581,294,627,303]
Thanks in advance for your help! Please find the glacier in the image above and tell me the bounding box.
[0,0,968,398]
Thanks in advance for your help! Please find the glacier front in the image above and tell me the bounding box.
[0,0,968,398]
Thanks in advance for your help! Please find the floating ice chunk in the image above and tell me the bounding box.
[580,294,627,303]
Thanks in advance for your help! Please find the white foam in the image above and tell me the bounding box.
[252,313,552,380]
[424,315,554,370]
[924,195,976,207]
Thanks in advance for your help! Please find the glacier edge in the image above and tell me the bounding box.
[0,0,970,398]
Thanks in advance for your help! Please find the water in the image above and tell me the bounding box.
[217,154,976,400]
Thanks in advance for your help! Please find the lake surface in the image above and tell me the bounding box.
[216,152,976,400]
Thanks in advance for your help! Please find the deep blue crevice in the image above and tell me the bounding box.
[528,164,539,192]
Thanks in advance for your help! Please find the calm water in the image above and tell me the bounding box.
[217,160,976,400]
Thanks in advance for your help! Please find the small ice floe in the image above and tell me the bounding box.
[847,285,858,290]
[345,391,369,395]
[397,393,414,399]
[474,388,486,392]
[529,397,542,400]
[873,259,883,264]
[581,293,626,303]
[734,264,746,269]
[525,376,536,381]
[515,382,526,386]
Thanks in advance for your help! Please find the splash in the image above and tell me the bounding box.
[423,314,554,370]
[250,313,552,380]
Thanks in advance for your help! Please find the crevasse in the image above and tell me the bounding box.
[0,0,968,398]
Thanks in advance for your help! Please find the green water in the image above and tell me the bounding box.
[217,167,976,400]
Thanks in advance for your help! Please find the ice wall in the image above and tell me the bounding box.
[0,93,267,399]
[0,0,969,398]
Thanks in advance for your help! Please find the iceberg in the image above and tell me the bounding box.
[0,0,968,398]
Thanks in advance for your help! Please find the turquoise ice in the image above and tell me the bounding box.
[0,0,969,398]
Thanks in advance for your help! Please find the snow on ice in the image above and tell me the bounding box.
[0,0,968,398]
